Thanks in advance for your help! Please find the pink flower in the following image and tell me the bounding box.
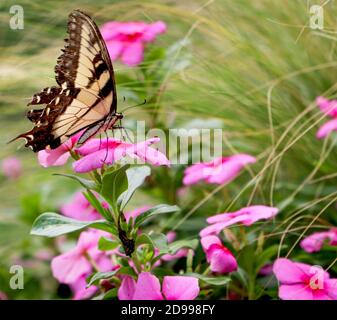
[70,275,98,300]
[200,205,279,237]
[73,137,170,173]
[118,272,199,300]
[1,157,22,179]
[273,258,337,300]
[34,249,53,261]
[51,229,113,284]
[61,192,106,221]
[38,133,80,167]
[300,229,337,253]
[259,263,274,276]
[101,21,166,66]
[316,96,337,139]
[317,96,337,117]
[183,154,256,186]
[0,292,8,300]
[161,231,189,262]
[201,236,237,273]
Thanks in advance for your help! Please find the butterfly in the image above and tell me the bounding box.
[11,10,123,152]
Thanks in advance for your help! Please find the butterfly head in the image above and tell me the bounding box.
[115,112,123,120]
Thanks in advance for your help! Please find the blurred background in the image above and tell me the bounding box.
[1,0,337,299]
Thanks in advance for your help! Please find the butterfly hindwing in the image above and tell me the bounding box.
[12,10,118,152]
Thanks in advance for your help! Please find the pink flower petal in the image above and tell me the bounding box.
[106,40,124,61]
[316,118,337,139]
[273,258,308,285]
[183,154,256,186]
[37,132,81,167]
[201,206,279,237]
[142,21,167,42]
[129,138,170,166]
[1,157,22,179]
[279,284,314,300]
[206,154,256,184]
[183,164,208,185]
[199,222,233,237]
[60,192,101,221]
[71,275,98,300]
[121,40,144,66]
[201,236,237,274]
[73,137,169,173]
[162,276,199,300]
[38,148,71,167]
[208,244,238,273]
[316,96,337,117]
[325,279,337,299]
[76,138,123,156]
[118,275,137,300]
[72,149,114,173]
[51,250,91,284]
[200,235,222,252]
[132,272,163,300]
[100,22,124,40]
[51,230,111,284]
[300,230,337,253]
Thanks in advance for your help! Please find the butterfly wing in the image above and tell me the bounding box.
[12,10,118,152]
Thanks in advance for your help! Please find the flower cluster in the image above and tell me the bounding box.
[316,96,337,139]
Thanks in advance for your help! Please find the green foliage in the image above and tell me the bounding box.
[53,174,98,191]
[118,166,151,210]
[98,237,120,251]
[31,212,114,237]
[101,165,130,209]
[134,204,180,228]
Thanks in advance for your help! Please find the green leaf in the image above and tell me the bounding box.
[87,270,119,286]
[54,174,97,190]
[186,273,231,286]
[101,165,129,208]
[103,288,118,300]
[83,190,112,222]
[151,237,198,264]
[237,244,256,276]
[135,234,155,254]
[134,204,180,228]
[118,166,151,210]
[117,266,137,277]
[30,212,112,237]
[255,244,286,274]
[150,233,169,254]
[135,233,155,259]
[168,239,199,255]
[98,237,119,251]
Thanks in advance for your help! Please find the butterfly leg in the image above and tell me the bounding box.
[98,133,103,150]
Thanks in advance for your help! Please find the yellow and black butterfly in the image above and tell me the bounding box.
[11,10,123,152]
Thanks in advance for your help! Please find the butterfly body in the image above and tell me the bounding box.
[11,10,121,152]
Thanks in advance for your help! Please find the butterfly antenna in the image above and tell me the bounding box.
[121,99,147,113]
[102,131,109,165]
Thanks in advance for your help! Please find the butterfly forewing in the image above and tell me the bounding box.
[12,10,118,152]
